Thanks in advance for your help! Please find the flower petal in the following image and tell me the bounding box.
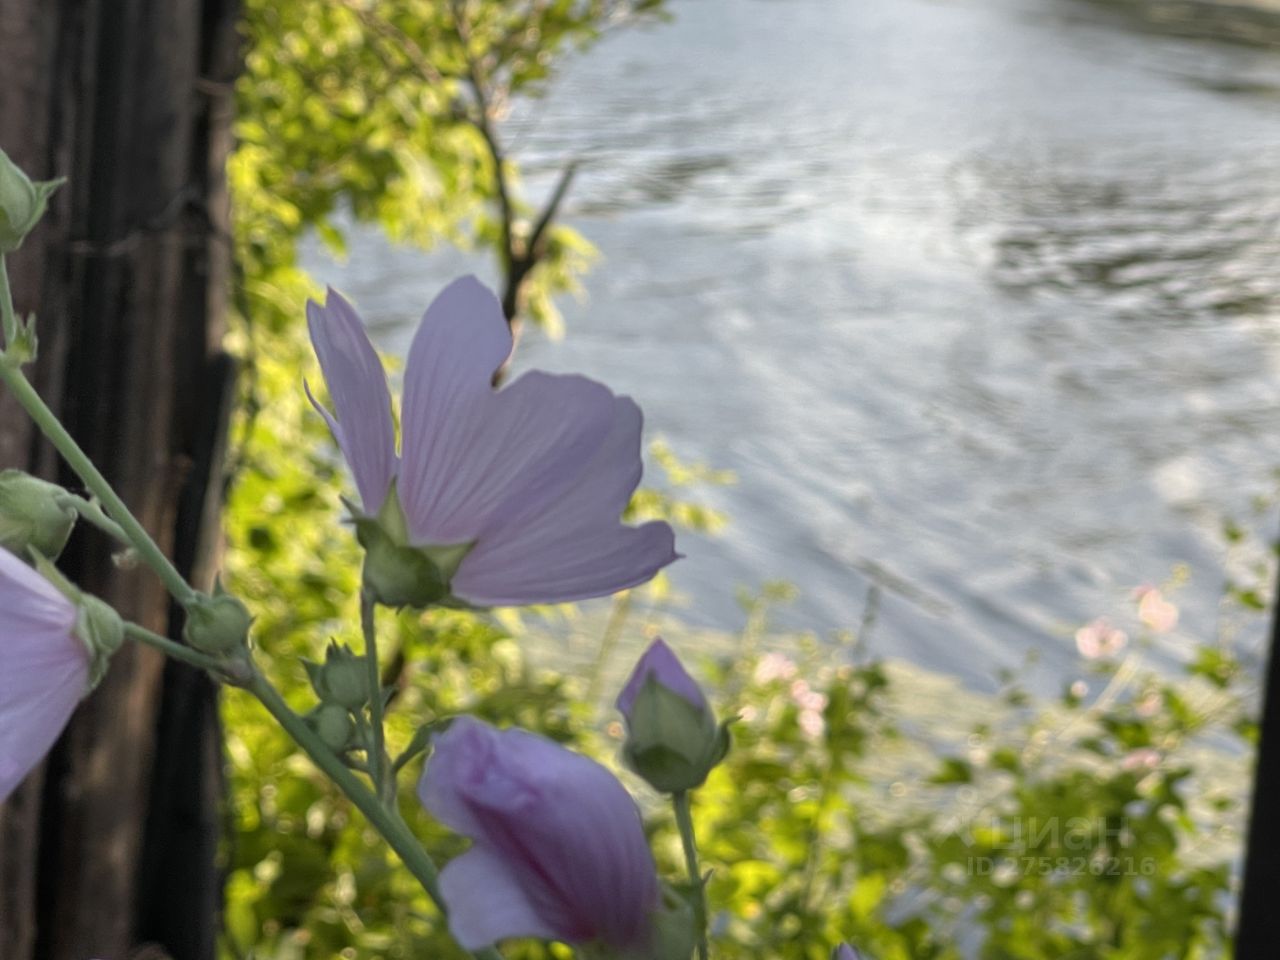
[420,717,659,949]
[0,546,78,634]
[306,288,397,514]
[402,371,617,546]
[439,845,560,949]
[450,395,678,605]
[0,548,87,802]
[454,520,676,606]
[617,637,708,717]
[398,276,513,536]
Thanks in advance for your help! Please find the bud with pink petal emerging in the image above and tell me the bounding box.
[616,638,729,795]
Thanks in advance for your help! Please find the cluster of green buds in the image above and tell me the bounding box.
[303,641,370,751]
[616,638,730,795]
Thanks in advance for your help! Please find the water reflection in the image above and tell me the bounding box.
[972,156,1280,319]
[307,0,1280,690]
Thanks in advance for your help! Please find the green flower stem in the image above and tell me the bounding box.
[673,791,709,960]
[0,356,198,608]
[0,257,16,348]
[58,491,130,544]
[123,621,251,681]
[246,668,504,960]
[361,589,390,803]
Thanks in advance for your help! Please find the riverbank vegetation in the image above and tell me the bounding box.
[216,1,1271,957]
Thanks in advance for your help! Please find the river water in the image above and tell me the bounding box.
[307,0,1280,688]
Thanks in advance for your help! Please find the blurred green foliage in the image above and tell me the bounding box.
[218,2,1269,958]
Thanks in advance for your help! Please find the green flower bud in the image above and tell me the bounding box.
[0,148,63,254]
[622,679,730,794]
[0,470,77,560]
[183,591,252,655]
[306,642,370,709]
[617,639,729,794]
[312,703,356,752]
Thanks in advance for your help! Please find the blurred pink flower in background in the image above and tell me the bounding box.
[753,652,798,684]
[1075,618,1128,659]
[1121,747,1161,772]
[0,547,89,802]
[1135,691,1162,719]
[1135,586,1179,633]
[790,678,828,739]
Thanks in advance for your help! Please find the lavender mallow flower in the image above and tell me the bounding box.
[306,276,678,608]
[0,546,92,801]
[418,716,660,953]
[834,944,867,960]
[617,637,729,794]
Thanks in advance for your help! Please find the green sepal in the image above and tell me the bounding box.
[347,485,475,609]
[354,515,448,608]
[578,883,696,960]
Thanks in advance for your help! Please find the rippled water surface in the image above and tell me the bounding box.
[310,0,1280,686]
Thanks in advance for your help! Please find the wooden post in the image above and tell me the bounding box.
[1237,546,1280,957]
[0,1,240,958]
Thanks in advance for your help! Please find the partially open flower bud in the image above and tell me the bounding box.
[0,148,63,254]
[305,642,370,710]
[182,590,252,655]
[616,638,729,795]
[0,470,76,560]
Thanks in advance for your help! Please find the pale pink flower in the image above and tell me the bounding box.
[790,678,828,714]
[1135,586,1179,634]
[0,547,89,802]
[789,679,828,740]
[1134,691,1162,719]
[798,709,826,739]
[1121,747,1161,772]
[1075,618,1128,659]
[753,652,798,684]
